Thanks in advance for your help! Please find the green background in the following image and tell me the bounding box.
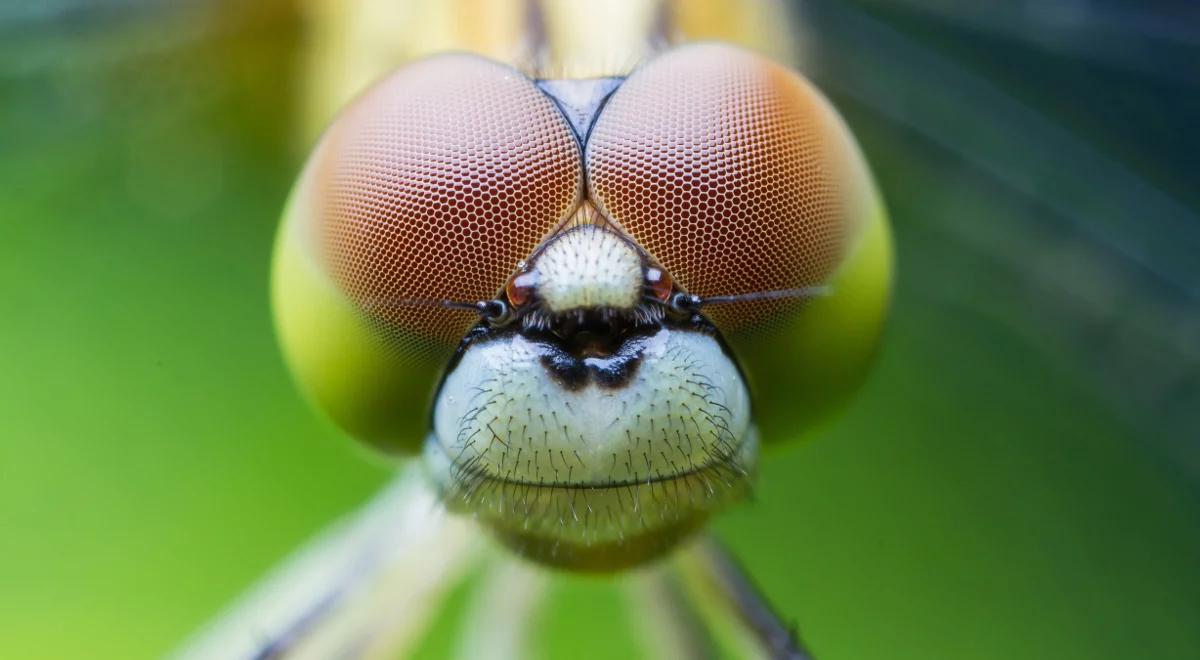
[1,1,1197,658]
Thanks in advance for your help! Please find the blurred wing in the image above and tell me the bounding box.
[801,1,1200,468]
[172,467,480,660]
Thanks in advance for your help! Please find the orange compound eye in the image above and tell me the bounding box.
[314,54,583,363]
[586,44,864,336]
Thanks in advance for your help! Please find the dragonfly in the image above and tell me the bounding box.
[4,2,1196,658]
[178,0,891,657]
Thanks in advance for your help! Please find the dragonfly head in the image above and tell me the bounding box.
[274,44,890,570]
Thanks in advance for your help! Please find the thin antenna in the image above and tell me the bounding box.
[362,297,479,313]
[361,297,511,323]
[668,286,832,312]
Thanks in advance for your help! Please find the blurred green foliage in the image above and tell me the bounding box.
[0,1,1197,658]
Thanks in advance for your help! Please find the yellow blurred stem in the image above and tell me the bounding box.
[299,0,800,139]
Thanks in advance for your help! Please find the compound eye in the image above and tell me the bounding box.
[313,54,583,363]
[586,44,868,335]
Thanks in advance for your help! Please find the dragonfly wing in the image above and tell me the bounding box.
[172,466,480,660]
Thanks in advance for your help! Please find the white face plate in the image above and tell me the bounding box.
[424,326,756,560]
[431,327,750,486]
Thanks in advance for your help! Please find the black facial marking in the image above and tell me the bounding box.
[538,345,591,389]
[433,304,742,417]
[534,330,651,391]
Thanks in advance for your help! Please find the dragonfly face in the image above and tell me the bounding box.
[273,43,890,570]
[424,223,757,569]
